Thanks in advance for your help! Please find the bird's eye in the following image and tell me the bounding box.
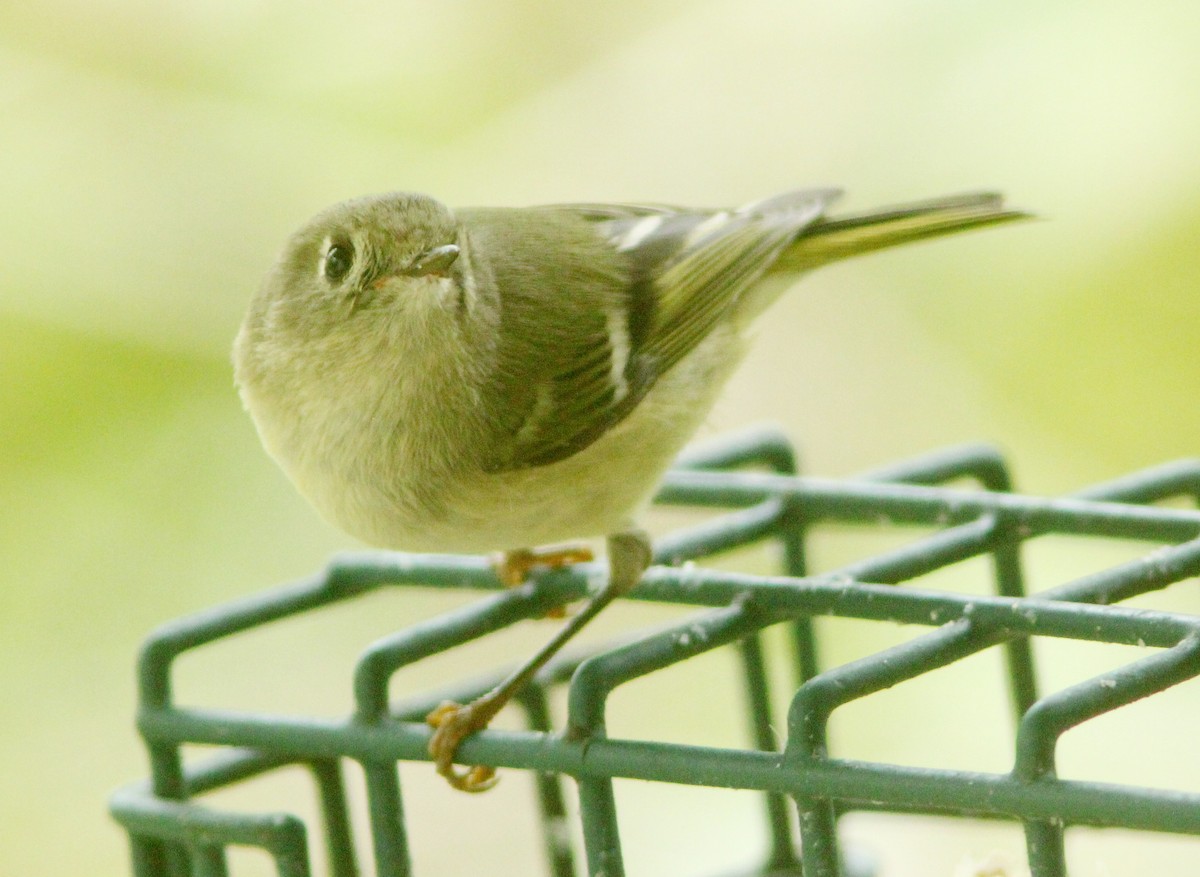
[323,243,354,283]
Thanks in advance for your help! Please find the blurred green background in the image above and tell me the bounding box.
[4,1,1200,875]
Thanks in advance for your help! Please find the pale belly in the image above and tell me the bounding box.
[306,328,747,553]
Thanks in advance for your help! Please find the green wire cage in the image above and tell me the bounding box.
[109,428,1200,877]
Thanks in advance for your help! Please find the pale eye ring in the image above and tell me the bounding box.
[323,243,354,283]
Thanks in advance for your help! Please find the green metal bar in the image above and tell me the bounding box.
[849,455,1200,730]
[132,833,188,877]
[653,501,786,565]
[109,787,312,877]
[672,426,798,474]
[1039,536,1200,606]
[114,440,1200,877]
[673,426,814,873]
[786,620,987,762]
[354,587,551,722]
[132,748,353,876]
[1024,821,1067,877]
[135,579,1200,755]
[689,432,820,694]
[773,461,1200,871]
[128,566,392,877]
[990,525,1037,716]
[775,497,818,678]
[269,818,312,877]
[796,800,840,877]
[785,620,998,872]
[567,600,765,737]
[1014,634,1200,782]
[385,646,587,722]
[138,570,372,709]
[181,749,293,794]
[1072,459,1200,505]
[777,578,1200,852]
[137,555,501,713]
[855,443,1037,716]
[737,632,801,872]
[131,697,1200,835]
[142,742,190,877]
[130,553,501,877]
[142,746,358,877]
[670,417,825,877]
[129,460,1200,695]
[144,740,188,811]
[515,685,579,877]
[189,845,227,877]
[136,463,1195,729]
[325,551,497,594]
[127,834,162,877]
[832,513,1000,583]
[855,442,1014,491]
[626,568,1198,646]
[947,455,1200,728]
[577,775,624,877]
[360,761,411,877]
[657,471,1200,542]
[309,760,358,877]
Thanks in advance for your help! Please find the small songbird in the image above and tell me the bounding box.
[233,187,1026,791]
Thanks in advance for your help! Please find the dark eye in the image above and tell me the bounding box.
[323,243,354,283]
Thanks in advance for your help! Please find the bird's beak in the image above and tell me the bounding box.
[404,244,460,278]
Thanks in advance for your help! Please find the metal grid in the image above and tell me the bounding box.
[110,429,1200,877]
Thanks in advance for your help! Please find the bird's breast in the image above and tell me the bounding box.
[248,323,747,555]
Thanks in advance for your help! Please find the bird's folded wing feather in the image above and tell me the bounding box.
[486,190,840,470]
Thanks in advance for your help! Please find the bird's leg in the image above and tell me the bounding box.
[493,543,595,619]
[427,529,652,792]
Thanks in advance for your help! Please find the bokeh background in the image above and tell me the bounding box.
[4,1,1200,875]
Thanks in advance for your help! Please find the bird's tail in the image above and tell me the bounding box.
[771,191,1030,275]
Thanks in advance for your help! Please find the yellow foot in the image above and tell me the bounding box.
[492,544,594,618]
[426,700,500,793]
[492,543,594,585]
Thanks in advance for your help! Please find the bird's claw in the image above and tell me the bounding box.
[425,534,647,794]
[492,544,594,586]
[426,700,500,793]
[492,544,594,618]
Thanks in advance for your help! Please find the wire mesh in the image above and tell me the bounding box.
[110,428,1200,877]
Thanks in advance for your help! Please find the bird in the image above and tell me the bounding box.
[232,186,1027,791]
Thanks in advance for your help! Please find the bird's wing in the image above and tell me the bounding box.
[489,189,839,470]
